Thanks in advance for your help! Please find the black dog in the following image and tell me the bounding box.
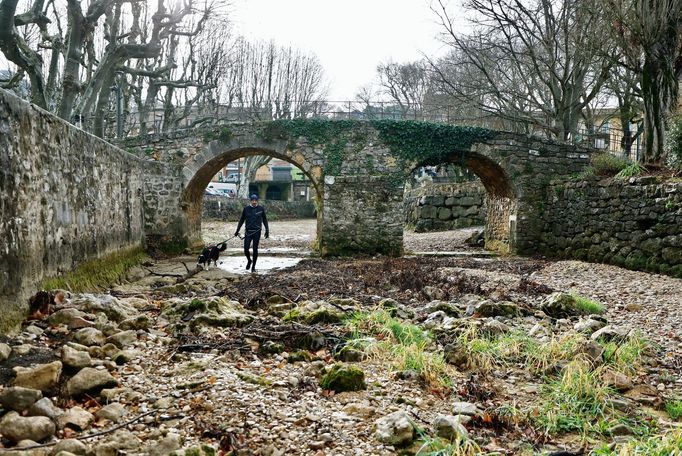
[197,242,227,269]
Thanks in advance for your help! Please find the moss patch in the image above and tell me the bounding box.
[319,364,367,392]
[41,246,147,292]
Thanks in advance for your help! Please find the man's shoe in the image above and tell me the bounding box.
[246,260,251,270]
[251,266,256,273]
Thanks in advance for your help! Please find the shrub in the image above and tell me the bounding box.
[590,153,630,176]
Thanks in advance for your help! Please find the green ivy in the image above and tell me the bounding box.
[369,120,498,165]
[259,119,499,177]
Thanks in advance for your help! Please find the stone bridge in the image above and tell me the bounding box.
[126,120,593,256]
[1,89,593,330]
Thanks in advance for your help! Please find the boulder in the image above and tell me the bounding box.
[47,308,86,326]
[433,414,469,440]
[70,294,137,322]
[57,407,95,431]
[542,292,602,318]
[469,300,520,318]
[0,412,55,442]
[72,328,105,347]
[96,403,126,423]
[161,297,253,331]
[282,300,347,325]
[62,346,92,369]
[106,330,137,348]
[28,397,64,420]
[13,361,62,392]
[591,325,629,343]
[374,411,415,446]
[67,368,118,397]
[0,387,42,411]
[52,439,89,455]
[319,364,366,393]
[452,401,479,416]
[0,343,11,361]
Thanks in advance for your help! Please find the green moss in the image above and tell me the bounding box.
[287,350,313,363]
[282,308,301,322]
[666,399,682,420]
[319,364,367,392]
[236,371,272,387]
[41,246,147,292]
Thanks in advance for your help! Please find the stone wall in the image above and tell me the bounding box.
[321,175,404,256]
[203,196,316,221]
[404,182,486,232]
[540,177,682,277]
[0,89,179,331]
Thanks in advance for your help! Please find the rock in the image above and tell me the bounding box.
[101,343,119,358]
[67,368,118,397]
[319,364,366,393]
[106,330,137,348]
[302,361,326,378]
[422,311,447,330]
[28,398,64,420]
[433,414,469,440]
[161,297,253,331]
[541,292,602,318]
[175,445,216,456]
[452,401,479,416]
[62,346,92,369]
[260,341,285,354]
[52,439,89,455]
[47,308,86,326]
[0,343,11,361]
[379,298,415,319]
[118,315,150,331]
[481,319,510,336]
[71,294,137,322]
[342,402,376,418]
[574,317,607,334]
[148,433,182,456]
[374,411,415,446]
[575,339,604,364]
[422,286,445,301]
[57,407,95,431]
[334,347,365,362]
[96,403,126,423]
[0,412,55,442]
[266,295,287,305]
[94,430,141,453]
[73,328,105,347]
[470,300,520,318]
[591,325,629,343]
[528,323,549,338]
[282,300,346,325]
[601,369,634,392]
[444,344,468,368]
[112,350,140,365]
[13,345,33,356]
[423,300,461,317]
[25,326,43,336]
[0,387,42,411]
[13,361,63,392]
[609,423,633,436]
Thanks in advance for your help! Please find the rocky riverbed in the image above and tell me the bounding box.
[0,228,681,455]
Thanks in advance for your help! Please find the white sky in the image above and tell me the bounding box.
[230,0,466,100]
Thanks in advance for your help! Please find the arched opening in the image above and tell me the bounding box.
[182,148,323,253]
[403,151,517,253]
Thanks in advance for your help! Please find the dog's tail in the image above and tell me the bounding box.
[216,242,227,252]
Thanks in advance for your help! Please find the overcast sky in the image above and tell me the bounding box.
[230,0,466,100]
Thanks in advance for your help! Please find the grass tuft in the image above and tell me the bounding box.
[41,246,147,292]
[345,309,452,389]
[571,294,605,314]
[666,399,682,420]
[414,433,480,456]
[599,334,648,374]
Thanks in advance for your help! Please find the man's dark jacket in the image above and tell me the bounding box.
[236,204,269,236]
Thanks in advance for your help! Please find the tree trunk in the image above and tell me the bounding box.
[640,58,665,164]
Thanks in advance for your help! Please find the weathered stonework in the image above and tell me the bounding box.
[404,182,486,232]
[0,89,182,332]
[540,178,682,277]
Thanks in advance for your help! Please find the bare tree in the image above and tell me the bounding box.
[431,0,613,140]
[376,60,431,114]
[607,0,682,164]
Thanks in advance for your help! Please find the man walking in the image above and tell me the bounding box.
[235,194,269,272]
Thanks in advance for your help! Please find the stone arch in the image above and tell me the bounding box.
[182,139,324,246]
[411,148,518,252]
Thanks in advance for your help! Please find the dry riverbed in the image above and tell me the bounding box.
[0,226,681,455]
